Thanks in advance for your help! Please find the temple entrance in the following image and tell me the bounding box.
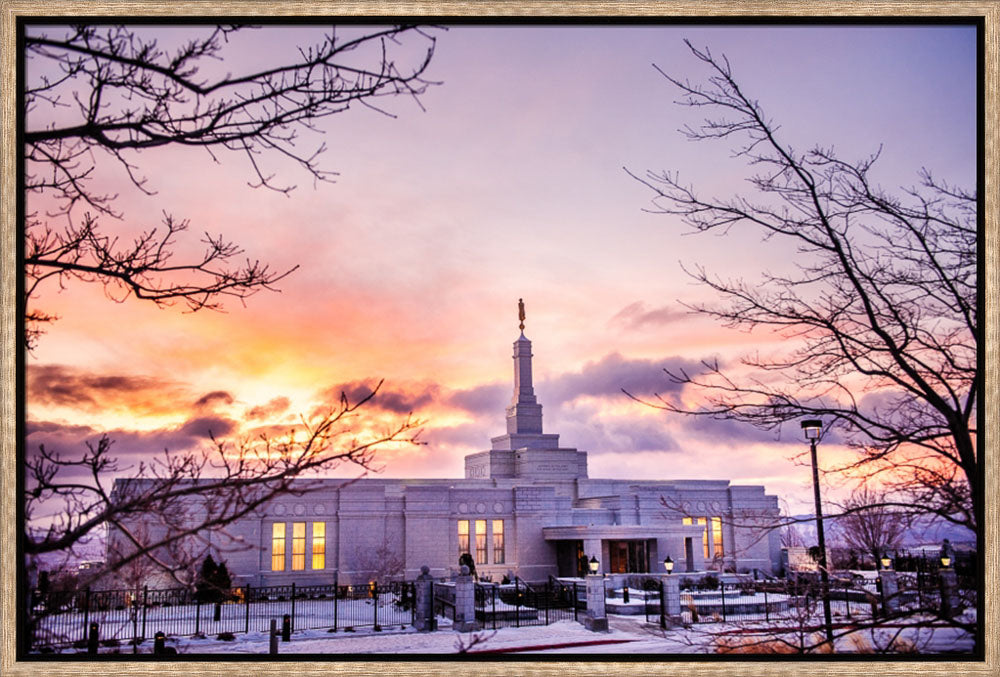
[556,540,589,577]
[608,540,651,573]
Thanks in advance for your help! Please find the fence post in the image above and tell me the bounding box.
[720,583,727,622]
[282,613,291,642]
[269,619,278,655]
[515,578,520,628]
[545,581,550,625]
[373,582,379,630]
[491,585,497,630]
[290,583,296,633]
[141,585,148,641]
[333,582,339,632]
[245,585,251,633]
[195,598,201,635]
[154,630,166,655]
[844,580,851,620]
[764,586,770,622]
[573,582,578,622]
[82,588,91,644]
[659,580,666,630]
[87,621,99,656]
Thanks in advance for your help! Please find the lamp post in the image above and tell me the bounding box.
[663,556,674,574]
[802,419,834,646]
[940,554,951,569]
[588,556,599,575]
[880,553,892,570]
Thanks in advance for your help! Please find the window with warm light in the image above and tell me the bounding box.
[312,522,325,570]
[682,517,693,526]
[291,522,305,570]
[492,520,505,564]
[711,517,724,558]
[271,523,285,571]
[458,520,470,557]
[475,520,487,564]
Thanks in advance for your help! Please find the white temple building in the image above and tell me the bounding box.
[112,310,782,586]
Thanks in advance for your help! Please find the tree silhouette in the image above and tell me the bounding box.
[626,41,977,535]
[24,23,438,348]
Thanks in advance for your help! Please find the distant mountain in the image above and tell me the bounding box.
[786,513,975,549]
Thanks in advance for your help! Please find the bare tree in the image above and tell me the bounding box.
[833,486,908,566]
[24,23,438,348]
[353,535,407,583]
[25,383,423,587]
[625,41,977,534]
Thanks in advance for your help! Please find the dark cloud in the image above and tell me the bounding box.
[246,396,291,421]
[176,416,237,439]
[193,391,234,409]
[316,380,441,415]
[444,383,507,417]
[540,352,705,405]
[27,364,184,415]
[609,301,688,330]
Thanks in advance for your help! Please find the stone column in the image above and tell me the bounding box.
[878,570,899,617]
[583,575,608,631]
[453,566,478,632]
[662,575,681,620]
[414,565,437,632]
[939,568,959,619]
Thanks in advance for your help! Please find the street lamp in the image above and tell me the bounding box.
[588,556,599,574]
[663,556,674,574]
[880,553,892,570]
[940,554,952,569]
[801,418,834,646]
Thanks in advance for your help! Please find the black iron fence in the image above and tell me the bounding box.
[658,572,968,626]
[474,580,583,630]
[28,581,415,651]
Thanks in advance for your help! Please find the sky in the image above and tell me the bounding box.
[23,22,978,518]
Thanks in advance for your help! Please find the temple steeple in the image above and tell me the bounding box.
[463,301,587,480]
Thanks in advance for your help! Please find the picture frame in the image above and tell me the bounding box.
[2,1,996,675]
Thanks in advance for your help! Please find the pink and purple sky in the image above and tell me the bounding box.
[24,23,977,516]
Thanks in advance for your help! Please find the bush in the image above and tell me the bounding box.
[100,638,120,647]
[679,577,696,591]
[698,574,720,591]
[216,632,236,642]
[642,579,660,591]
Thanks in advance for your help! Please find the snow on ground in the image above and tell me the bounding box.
[163,610,976,656]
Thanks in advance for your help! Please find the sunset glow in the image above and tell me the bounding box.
[24,22,977,516]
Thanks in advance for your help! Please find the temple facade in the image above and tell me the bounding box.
[111,316,782,586]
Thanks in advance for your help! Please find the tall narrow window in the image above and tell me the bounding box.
[711,517,724,558]
[271,523,286,571]
[492,520,505,564]
[312,522,326,570]
[697,517,709,558]
[291,522,306,570]
[475,520,487,564]
[458,520,470,557]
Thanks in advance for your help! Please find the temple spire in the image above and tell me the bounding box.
[518,298,526,332]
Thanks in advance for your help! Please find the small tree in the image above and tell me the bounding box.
[834,486,908,567]
[195,555,219,603]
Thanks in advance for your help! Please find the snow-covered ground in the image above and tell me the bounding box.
[41,608,974,656]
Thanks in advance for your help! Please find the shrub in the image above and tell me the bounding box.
[217,632,236,642]
[642,579,660,591]
[679,577,695,591]
[100,638,120,647]
[698,574,720,591]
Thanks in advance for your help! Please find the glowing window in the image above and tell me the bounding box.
[492,520,505,564]
[682,517,693,525]
[475,520,487,564]
[312,522,326,570]
[291,522,306,571]
[458,520,470,557]
[271,523,285,571]
[711,517,724,558]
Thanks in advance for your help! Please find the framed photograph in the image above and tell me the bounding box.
[3,1,994,674]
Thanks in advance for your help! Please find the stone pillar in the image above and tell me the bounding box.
[939,568,959,619]
[583,540,602,574]
[662,575,681,620]
[878,570,899,616]
[414,565,437,632]
[453,566,478,632]
[583,575,608,631]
